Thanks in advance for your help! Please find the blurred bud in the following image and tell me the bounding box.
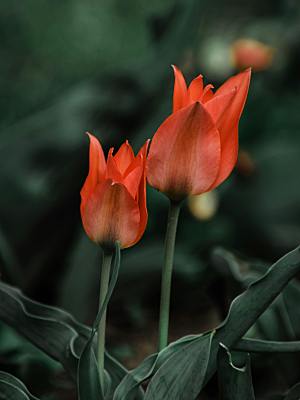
[188,191,219,221]
[236,150,256,177]
[231,39,275,72]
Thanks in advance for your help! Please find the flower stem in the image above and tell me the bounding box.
[97,250,113,388]
[158,200,181,351]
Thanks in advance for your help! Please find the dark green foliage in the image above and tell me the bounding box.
[0,371,40,400]
[217,345,255,400]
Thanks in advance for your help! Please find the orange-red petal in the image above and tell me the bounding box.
[210,68,251,189]
[123,164,143,199]
[172,65,188,113]
[202,84,215,102]
[114,140,135,175]
[204,88,237,126]
[80,133,106,207]
[147,102,221,200]
[188,74,204,102]
[81,180,140,248]
[106,148,123,182]
[134,140,149,244]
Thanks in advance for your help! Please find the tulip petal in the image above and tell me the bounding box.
[114,140,135,175]
[81,180,140,248]
[123,165,143,199]
[147,102,221,200]
[205,88,237,126]
[188,74,203,102]
[172,65,188,113]
[80,133,106,206]
[202,84,215,102]
[134,140,150,244]
[210,68,251,189]
[106,148,123,182]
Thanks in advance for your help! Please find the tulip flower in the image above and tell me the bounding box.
[80,133,149,250]
[147,65,251,202]
[231,39,275,72]
[80,133,149,386]
[149,66,251,351]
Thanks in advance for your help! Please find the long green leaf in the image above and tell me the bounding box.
[0,371,40,400]
[0,274,129,393]
[114,335,198,400]
[0,280,89,375]
[235,338,300,353]
[217,344,255,400]
[144,332,214,400]
[204,246,300,385]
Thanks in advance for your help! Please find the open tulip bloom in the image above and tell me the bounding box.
[147,66,251,350]
[80,134,149,250]
[147,65,251,201]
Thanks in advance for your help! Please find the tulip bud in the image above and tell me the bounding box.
[231,39,274,72]
[80,134,149,249]
[188,191,219,221]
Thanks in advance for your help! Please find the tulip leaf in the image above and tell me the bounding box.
[144,332,214,400]
[217,344,255,400]
[0,247,130,395]
[77,242,121,400]
[234,338,300,353]
[203,246,300,386]
[114,335,199,400]
[0,371,40,400]
[0,279,89,375]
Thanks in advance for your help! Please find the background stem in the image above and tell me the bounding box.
[158,200,181,351]
[97,251,113,387]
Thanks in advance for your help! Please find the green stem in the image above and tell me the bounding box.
[97,251,113,387]
[158,200,181,351]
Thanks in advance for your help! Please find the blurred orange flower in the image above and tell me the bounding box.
[231,39,275,71]
[80,134,149,249]
[147,66,251,201]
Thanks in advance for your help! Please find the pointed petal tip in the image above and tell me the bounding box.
[85,132,101,145]
[171,64,182,74]
[108,147,114,155]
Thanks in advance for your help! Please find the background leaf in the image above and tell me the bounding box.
[0,371,40,400]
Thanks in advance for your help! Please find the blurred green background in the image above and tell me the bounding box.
[0,0,300,398]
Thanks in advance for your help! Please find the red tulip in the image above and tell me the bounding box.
[147,66,251,201]
[80,134,149,249]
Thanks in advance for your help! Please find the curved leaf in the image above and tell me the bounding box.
[0,280,89,375]
[235,338,300,353]
[204,246,300,385]
[0,371,39,400]
[0,270,129,394]
[144,332,214,400]
[114,335,198,400]
[217,344,255,400]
